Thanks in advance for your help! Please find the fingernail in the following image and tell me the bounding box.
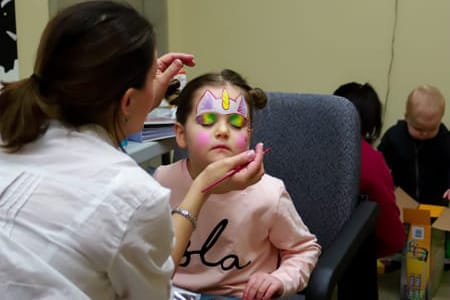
[247,150,255,159]
[174,59,183,67]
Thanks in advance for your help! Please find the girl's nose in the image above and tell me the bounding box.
[214,119,230,138]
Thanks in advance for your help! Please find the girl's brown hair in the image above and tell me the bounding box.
[173,69,267,126]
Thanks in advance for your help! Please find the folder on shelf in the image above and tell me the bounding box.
[127,105,176,143]
[127,123,175,142]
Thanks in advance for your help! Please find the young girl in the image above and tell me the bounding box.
[154,69,321,300]
[334,82,405,258]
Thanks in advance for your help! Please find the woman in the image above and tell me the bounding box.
[0,1,264,299]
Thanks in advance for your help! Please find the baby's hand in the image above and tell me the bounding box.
[443,188,450,200]
[243,272,283,300]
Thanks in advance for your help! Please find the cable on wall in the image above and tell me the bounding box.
[384,0,399,117]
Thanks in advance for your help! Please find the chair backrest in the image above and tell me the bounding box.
[250,92,361,250]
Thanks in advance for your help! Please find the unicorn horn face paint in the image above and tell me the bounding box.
[195,89,249,129]
[196,89,249,119]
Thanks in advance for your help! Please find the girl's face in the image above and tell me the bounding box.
[175,85,251,177]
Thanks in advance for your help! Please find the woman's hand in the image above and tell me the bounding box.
[243,272,284,300]
[153,53,195,105]
[196,143,266,195]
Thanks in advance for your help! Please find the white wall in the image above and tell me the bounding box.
[167,0,450,134]
[14,0,450,134]
[15,0,49,78]
[15,0,167,76]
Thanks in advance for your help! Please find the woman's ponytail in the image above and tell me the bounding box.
[0,75,49,152]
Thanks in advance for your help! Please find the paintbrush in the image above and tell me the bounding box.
[201,147,271,193]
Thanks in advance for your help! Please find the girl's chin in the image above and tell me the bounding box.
[209,152,234,162]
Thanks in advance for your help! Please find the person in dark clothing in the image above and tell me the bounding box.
[378,84,450,206]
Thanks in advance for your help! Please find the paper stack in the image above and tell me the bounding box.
[127,106,176,142]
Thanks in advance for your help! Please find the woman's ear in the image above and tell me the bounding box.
[174,122,188,149]
[120,88,137,119]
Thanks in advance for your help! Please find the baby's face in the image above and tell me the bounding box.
[406,108,441,140]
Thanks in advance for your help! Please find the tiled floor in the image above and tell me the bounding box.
[378,269,450,300]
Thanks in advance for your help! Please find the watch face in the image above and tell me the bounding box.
[172,208,196,229]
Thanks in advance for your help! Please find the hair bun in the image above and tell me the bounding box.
[249,88,268,110]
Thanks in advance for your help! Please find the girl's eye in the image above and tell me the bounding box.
[229,114,248,128]
[196,113,217,126]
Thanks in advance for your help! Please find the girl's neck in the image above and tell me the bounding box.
[186,158,205,180]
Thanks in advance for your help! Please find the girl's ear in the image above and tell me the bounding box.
[247,127,253,137]
[174,122,188,149]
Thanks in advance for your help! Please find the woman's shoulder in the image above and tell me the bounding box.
[114,164,170,204]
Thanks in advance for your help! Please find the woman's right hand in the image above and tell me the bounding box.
[194,142,266,195]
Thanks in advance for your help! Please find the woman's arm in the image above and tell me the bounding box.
[171,143,265,265]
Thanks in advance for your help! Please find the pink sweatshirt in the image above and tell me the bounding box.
[154,160,321,297]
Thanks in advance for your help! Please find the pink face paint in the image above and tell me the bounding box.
[235,133,249,151]
[195,131,211,148]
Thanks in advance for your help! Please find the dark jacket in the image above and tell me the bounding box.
[378,120,450,206]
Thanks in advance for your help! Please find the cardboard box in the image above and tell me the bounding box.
[395,188,450,300]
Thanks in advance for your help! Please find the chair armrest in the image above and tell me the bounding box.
[303,200,379,300]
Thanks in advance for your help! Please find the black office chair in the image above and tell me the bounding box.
[250,92,379,300]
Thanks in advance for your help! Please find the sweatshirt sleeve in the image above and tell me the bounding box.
[366,152,406,257]
[268,190,321,296]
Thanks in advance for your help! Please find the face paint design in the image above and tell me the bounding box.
[196,89,249,120]
[195,131,211,148]
[235,133,249,150]
[189,89,251,168]
[228,114,246,128]
[196,112,247,129]
[195,112,217,126]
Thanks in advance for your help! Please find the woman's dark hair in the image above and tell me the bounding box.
[333,82,383,144]
[174,69,267,125]
[0,0,155,152]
